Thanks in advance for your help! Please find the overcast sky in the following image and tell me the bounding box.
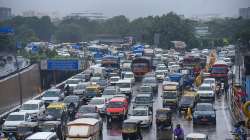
[0,0,249,19]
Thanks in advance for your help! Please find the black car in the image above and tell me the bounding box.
[63,95,80,109]
[193,103,216,125]
[178,96,195,112]
[75,105,98,119]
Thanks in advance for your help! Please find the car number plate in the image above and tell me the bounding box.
[201,118,208,121]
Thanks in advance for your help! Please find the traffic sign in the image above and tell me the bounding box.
[45,59,80,70]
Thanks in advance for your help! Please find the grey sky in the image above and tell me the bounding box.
[0,0,249,19]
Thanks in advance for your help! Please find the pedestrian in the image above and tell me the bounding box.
[174,124,184,140]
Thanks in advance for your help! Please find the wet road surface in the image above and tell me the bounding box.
[102,82,234,140]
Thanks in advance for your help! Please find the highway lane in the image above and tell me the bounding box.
[102,82,234,140]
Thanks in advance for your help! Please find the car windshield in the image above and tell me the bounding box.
[103,89,116,95]
[110,77,119,81]
[64,96,78,103]
[89,99,105,105]
[6,115,24,121]
[162,92,177,99]
[157,67,167,70]
[108,101,124,108]
[75,84,87,90]
[180,96,194,104]
[66,79,81,84]
[156,71,165,75]
[132,109,148,116]
[47,108,62,118]
[90,78,100,82]
[21,104,38,110]
[199,86,212,91]
[79,106,96,113]
[203,80,214,84]
[140,86,152,92]
[117,83,130,88]
[43,91,60,97]
[142,78,156,83]
[196,104,213,111]
[124,74,133,78]
[135,96,151,102]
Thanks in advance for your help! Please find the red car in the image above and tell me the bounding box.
[106,97,128,121]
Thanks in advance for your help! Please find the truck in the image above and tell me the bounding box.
[101,55,120,76]
[162,81,180,109]
[131,57,152,80]
[168,73,184,93]
[209,60,229,84]
[143,48,154,58]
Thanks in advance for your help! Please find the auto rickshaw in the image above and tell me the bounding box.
[38,121,64,140]
[156,108,173,130]
[16,122,38,140]
[85,84,102,100]
[122,119,143,140]
[45,102,68,125]
[122,119,142,140]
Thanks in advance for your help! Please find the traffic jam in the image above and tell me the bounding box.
[1,44,234,140]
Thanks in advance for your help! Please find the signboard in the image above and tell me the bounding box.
[41,59,80,70]
[0,27,14,34]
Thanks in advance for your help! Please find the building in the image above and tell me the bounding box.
[0,7,11,21]
[239,7,250,19]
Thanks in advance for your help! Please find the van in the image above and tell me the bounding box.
[26,132,58,140]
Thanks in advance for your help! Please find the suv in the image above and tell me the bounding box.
[106,97,129,121]
[19,100,45,120]
[128,106,153,128]
[133,94,153,111]
[193,103,216,125]
[116,79,133,99]
[2,112,31,134]
[197,84,215,102]
[26,132,58,140]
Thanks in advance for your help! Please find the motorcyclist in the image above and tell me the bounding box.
[174,124,184,140]
[64,85,70,96]
[233,122,247,140]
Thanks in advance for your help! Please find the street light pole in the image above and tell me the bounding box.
[15,42,23,105]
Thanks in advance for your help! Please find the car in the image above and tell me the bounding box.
[2,112,31,134]
[75,105,98,119]
[193,103,216,125]
[42,102,68,122]
[197,84,215,102]
[106,97,129,121]
[26,132,58,140]
[179,93,196,112]
[83,69,93,81]
[133,94,153,110]
[63,95,80,109]
[102,86,120,101]
[73,82,90,96]
[72,73,86,82]
[88,97,107,115]
[139,85,153,97]
[142,77,158,93]
[128,106,153,128]
[203,78,216,91]
[64,78,82,92]
[109,76,120,85]
[19,100,45,120]
[155,70,165,81]
[116,79,133,99]
[123,72,135,84]
[156,65,168,73]
[41,88,64,106]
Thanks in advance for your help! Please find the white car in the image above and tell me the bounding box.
[64,78,82,91]
[109,76,120,85]
[2,112,31,134]
[26,132,58,140]
[128,106,152,128]
[116,79,133,98]
[186,133,208,140]
[88,97,107,115]
[155,70,165,81]
[197,84,215,102]
[19,100,45,120]
[203,78,216,91]
[123,72,135,84]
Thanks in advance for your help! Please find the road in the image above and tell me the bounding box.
[102,82,235,140]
